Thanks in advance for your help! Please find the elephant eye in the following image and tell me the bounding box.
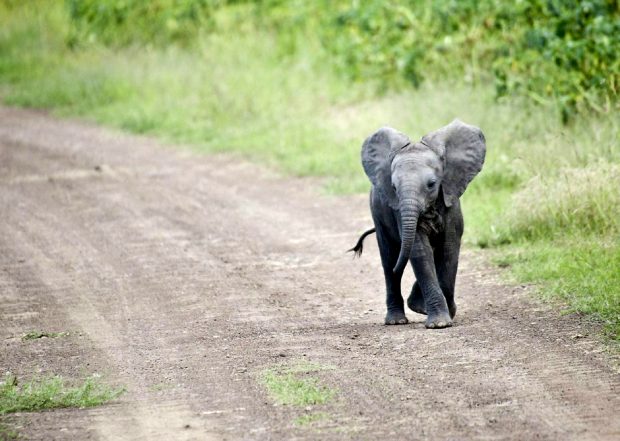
[427,179,437,189]
[391,183,397,192]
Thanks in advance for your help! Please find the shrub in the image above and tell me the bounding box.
[247,0,620,119]
[65,0,218,47]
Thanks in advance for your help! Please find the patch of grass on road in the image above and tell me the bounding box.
[260,362,336,407]
[0,373,124,415]
[148,382,174,393]
[294,412,329,426]
[21,331,69,341]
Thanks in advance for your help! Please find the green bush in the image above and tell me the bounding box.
[244,0,620,119]
[66,0,218,47]
[490,0,620,121]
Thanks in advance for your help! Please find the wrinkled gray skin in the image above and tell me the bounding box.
[357,120,486,328]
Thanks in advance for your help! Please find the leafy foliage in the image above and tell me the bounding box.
[294,0,619,119]
[65,0,218,47]
[489,0,620,121]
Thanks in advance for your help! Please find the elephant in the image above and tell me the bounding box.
[350,120,486,329]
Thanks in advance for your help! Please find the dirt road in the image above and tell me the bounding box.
[1,107,618,440]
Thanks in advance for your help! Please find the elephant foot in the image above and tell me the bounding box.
[425,310,453,329]
[384,310,409,325]
[447,300,457,319]
[407,282,426,315]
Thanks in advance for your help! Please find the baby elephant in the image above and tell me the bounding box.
[350,120,486,329]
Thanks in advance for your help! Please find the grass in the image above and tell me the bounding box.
[0,373,124,415]
[0,423,18,440]
[148,382,174,392]
[494,240,620,339]
[294,412,330,426]
[21,331,69,341]
[260,362,336,407]
[0,1,618,340]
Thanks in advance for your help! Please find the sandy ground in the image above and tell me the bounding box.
[0,107,618,440]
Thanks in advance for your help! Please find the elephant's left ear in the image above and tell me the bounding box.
[423,119,486,207]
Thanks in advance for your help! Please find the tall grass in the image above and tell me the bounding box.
[0,1,618,339]
[498,164,620,243]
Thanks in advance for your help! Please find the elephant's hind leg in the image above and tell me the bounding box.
[407,281,426,315]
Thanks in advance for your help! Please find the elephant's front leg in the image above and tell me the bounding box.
[434,205,464,319]
[434,234,461,319]
[375,226,408,325]
[411,233,452,329]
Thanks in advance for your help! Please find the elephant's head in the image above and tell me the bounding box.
[362,119,486,274]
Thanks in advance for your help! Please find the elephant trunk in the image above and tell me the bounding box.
[393,199,421,274]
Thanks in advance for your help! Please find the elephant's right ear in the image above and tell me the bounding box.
[361,127,410,209]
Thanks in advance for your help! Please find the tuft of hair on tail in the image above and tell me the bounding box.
[347,228,376,258]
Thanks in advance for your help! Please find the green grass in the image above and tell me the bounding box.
[0,423,19,440]
[494,239,620,339]
[260,362,336,407]
[0,1,618,341]
[21,331,69,341]
[148,382,174,392]
[0,373,124,415]
[294,412,330,426]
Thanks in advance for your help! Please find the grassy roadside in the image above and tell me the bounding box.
[0,1,618,340]
[0,373,124,415]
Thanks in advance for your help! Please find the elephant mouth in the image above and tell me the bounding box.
[418,205,443,235]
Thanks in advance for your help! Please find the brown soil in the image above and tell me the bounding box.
[1,107,618,441]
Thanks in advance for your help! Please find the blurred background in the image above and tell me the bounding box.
[0,0,618,338]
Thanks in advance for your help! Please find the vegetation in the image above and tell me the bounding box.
[260,362,336,407]
[496,240,619,338]
[0,1,618,339]
[0,423,19,441]
[0,373,124,415]
[65,0,216,47]
[294,412,329,427]
[21,331,69,341]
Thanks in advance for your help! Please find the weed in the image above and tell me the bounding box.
[0,423,18,440]
[260,362,336,407]
[21,331,69,341]
[0,373,124,415]
[148,383,174,392]
[294,412,329,426]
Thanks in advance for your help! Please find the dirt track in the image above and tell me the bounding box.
[1,107,619,440]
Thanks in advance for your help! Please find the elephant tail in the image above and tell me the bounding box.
[347,228,376,258]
